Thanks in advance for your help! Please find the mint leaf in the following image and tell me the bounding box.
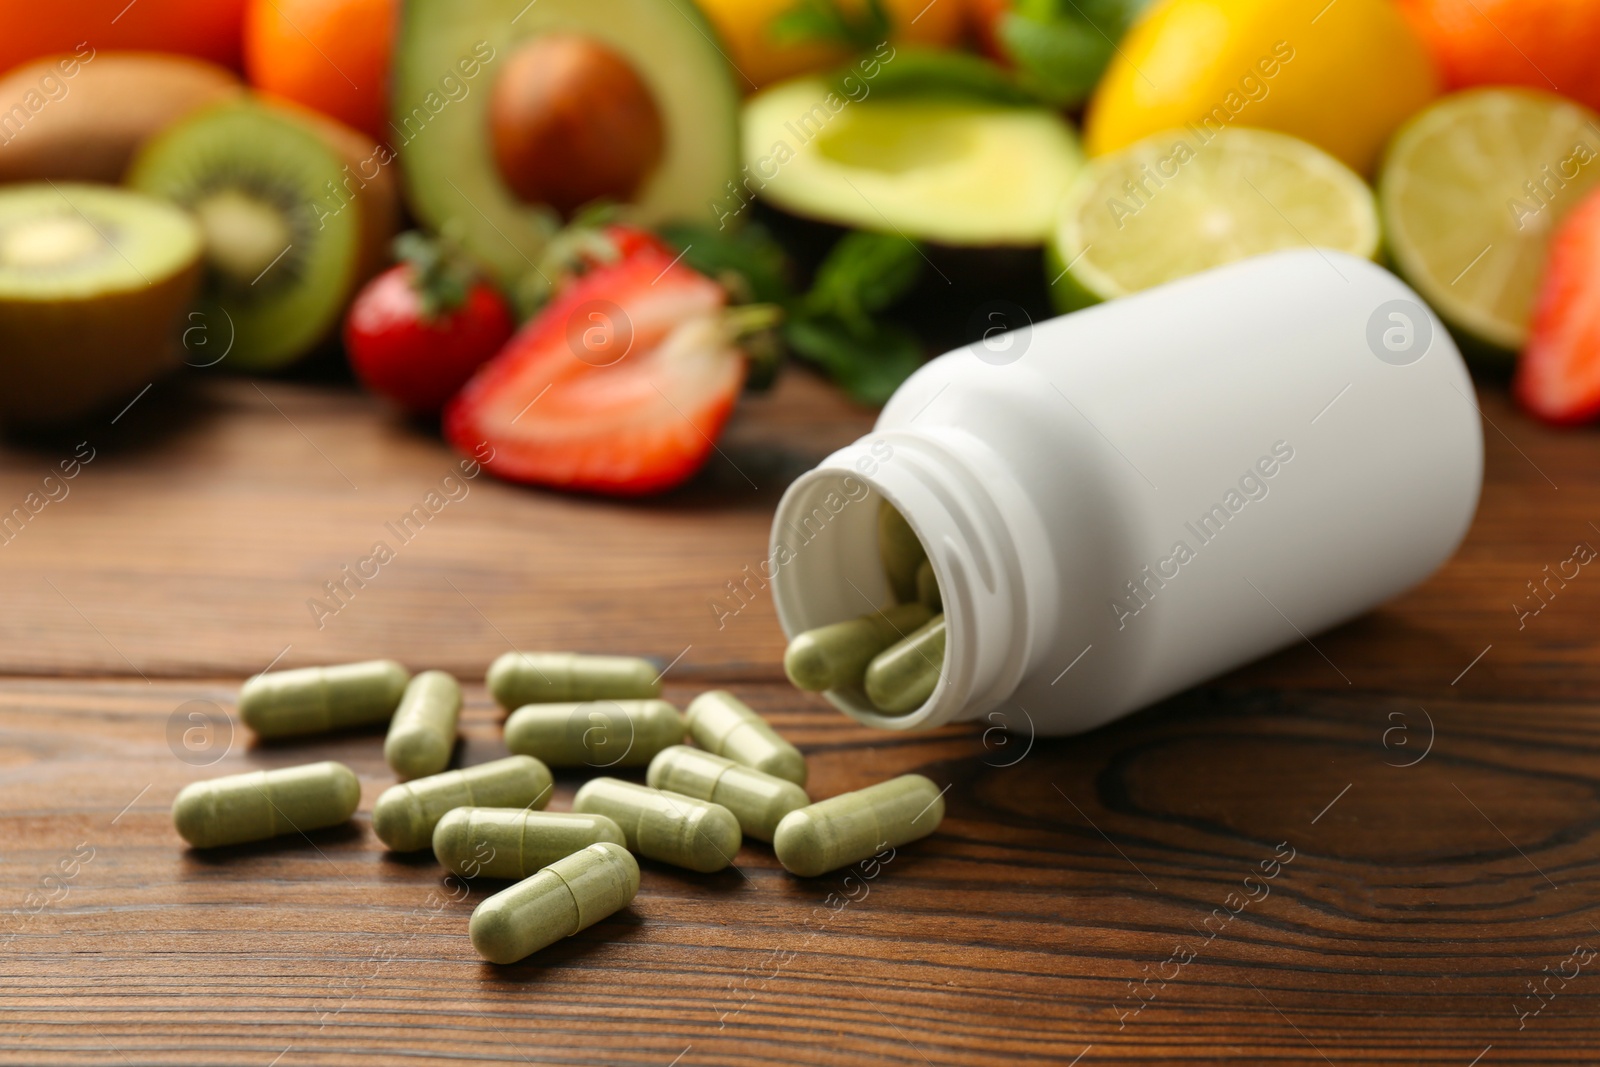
[656,222,794,306]
[784,316,924,406]
[782,231,927,405]
[804,231,923,333]
[771,0,891,52]
[835,47,1039,106]
[1000,0,1150,107]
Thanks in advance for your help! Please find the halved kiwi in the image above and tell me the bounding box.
[0,183,202,426]
[127,99,397,370]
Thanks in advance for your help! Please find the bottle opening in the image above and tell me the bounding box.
[769,431,1028,732]
[771,467,952,729]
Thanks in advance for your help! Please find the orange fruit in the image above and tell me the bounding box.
[243,0,396,143]
[1397,0,1600,111]
[695,0,965,91]
[0,0,248,76]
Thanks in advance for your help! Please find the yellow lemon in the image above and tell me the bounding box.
[1084,0,1438,174]
[695,0,965,91]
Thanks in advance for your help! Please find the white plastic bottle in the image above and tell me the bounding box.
[769,250,1483,734]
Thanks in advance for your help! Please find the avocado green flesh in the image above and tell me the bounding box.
[127,101,362,371]
[743,77,1083,246]
[393,0,741,290]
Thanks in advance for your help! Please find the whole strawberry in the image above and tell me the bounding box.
[344,232,515,414]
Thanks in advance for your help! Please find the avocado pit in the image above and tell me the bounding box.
[489,34,666,216]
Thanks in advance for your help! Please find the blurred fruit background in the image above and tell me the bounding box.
[1,0,1598,491]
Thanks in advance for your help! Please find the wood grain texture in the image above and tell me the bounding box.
[0,375,1598,1065]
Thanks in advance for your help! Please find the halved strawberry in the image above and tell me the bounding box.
[444,246,745,495]
[1515,189,1600,425]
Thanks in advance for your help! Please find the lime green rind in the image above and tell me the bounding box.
[1043,238,1101,314]
[393,0,742,291]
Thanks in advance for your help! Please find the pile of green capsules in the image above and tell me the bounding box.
[784,502,945,714]
[170,652,945,965]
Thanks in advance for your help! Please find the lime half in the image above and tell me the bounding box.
[1050,126,1379,311]
[1380,88,1600,356]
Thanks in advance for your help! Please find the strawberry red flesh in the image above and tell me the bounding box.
[1515,189,1600,425]
[444,247,743,495]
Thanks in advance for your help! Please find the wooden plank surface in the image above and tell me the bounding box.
[1,372,1598,1065]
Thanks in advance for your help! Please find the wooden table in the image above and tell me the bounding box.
[2,370,1597,1066]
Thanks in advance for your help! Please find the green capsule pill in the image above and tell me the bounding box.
[172,760,360,849]
[470,842,640,964]
[685,690,808,786]
[774,773,945,877]
[237,659,409,739]
[782,602,932,695]
[504,699,684,768]
[372,755,552,852]
[864,613,946,714]
[646,745,809,842]
[433,808,627,880]
[572,777,741,873]
[915,559,942,612]
[486,651,660,710]
[878,500,927,603]
[384,670,462,780]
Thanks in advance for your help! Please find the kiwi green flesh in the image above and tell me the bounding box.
[0,183,200,298]
[0,183,201,426]
[127,100,363,370]
[192,189,296,285]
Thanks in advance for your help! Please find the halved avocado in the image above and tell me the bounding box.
[392,0,741,290]
[742,76,1083,246]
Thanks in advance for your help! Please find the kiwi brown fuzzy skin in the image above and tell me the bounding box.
[0,52,242,184]
[0,258,201,426]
